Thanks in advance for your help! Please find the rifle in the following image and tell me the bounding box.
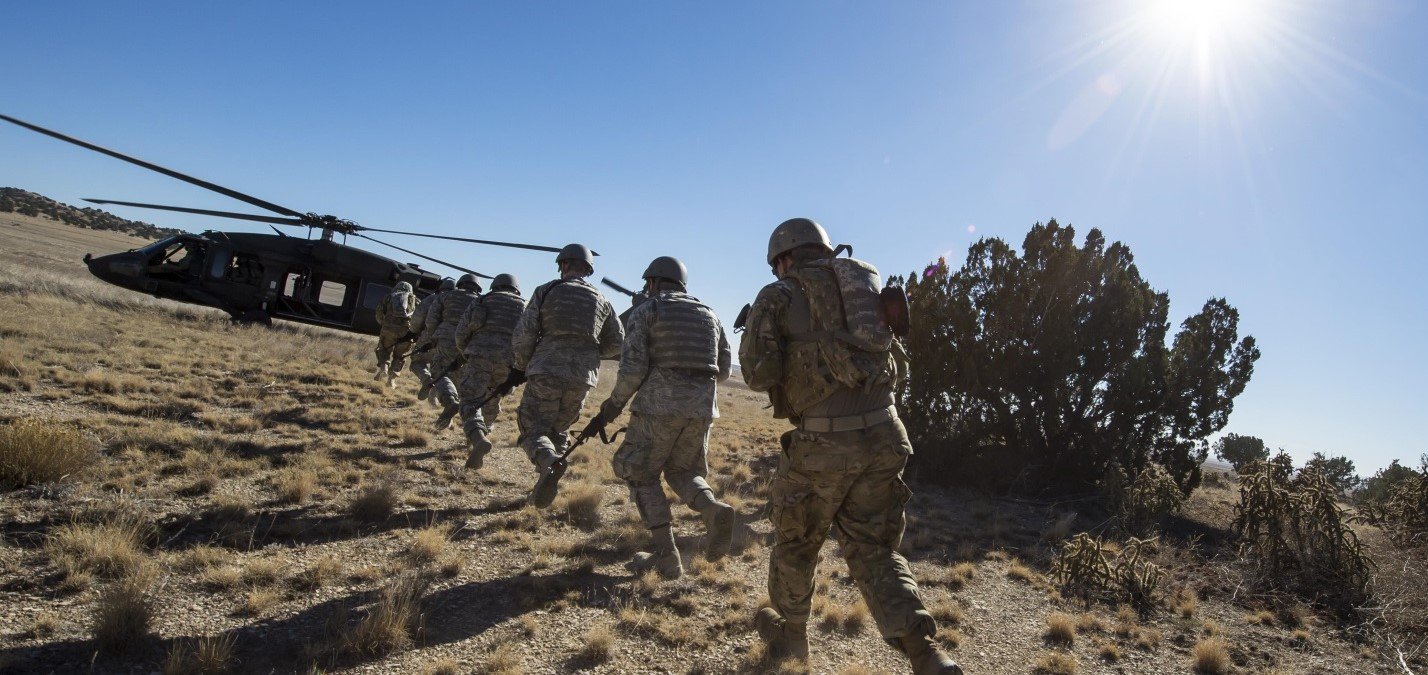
[734,303,752,333]
[551,411,626,474]
[430,354,467,385]
[462,368,527,412]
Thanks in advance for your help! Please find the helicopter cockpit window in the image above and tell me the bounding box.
[208,250,232,279]
[147,240,205,279]
[225,253,263,284]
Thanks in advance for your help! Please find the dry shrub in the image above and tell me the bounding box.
[275,467,317,504]
[207,493,253,522]
[408,524,452,565]
[1173,587,1198,617]
[1033,651,1078,674]
[244,587,281,616]
[1007,560,1038,583]
[1362,460,1428,546]
[1106,463,1185,535]
[164,632,237,675]
[563,482,604,531]
[1050,533,1164,610]
[575,624,615,666]
[297,555,344,590]
[1097,639,1121,661]
[422,658,461,675]
[350,478,400,523]
[345,572,428,656]
[0,419,99,489]
[25,612,60,639]
[482,642,523,674]
[396,428,430,448]
[92,568,155,654]
[1192,637,1231,673]
[202,565,243,590]
[1044,612,1077,645]
[1231,454,1371,611]
[244,557,286,586]
[46,516,148,580]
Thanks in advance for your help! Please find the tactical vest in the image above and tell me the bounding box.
[411,292,441,334]
[538,278,603,342]
[779,257,897,414]
[381,291,414,329]
[434,290,480,340]
[648,293,720,373]
[475,291,526,335]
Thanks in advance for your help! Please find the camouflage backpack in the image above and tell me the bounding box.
[780,257,898,413]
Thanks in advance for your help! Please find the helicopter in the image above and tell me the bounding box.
[1,113,578,335]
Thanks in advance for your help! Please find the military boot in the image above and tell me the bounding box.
[897,633,962,675]
[528,458,566,508]
[695,494,735,562]
[374,366,388,381]
[626,525,683,579]
[754,607,809,663]
[433,405,459,433]
[464,431,493,470]
[416,381,432,401]
[385,372,399,388]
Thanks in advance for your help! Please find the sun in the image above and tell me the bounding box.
[1144,0,1262,41]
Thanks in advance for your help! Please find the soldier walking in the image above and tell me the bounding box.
[373,280,416,387]
[442,273,526,469]
[409,277,455,402]
[511,244,623,508]
[587,257,734,579]
[428,274,483,430]
[739,218,961,674]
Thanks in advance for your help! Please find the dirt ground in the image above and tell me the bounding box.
[0,214,1408,673]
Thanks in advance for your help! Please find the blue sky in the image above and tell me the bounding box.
[3,1,1424,473]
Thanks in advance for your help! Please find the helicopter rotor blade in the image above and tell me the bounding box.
[1,113,306,218]
[83,199,305,226]
[353,233,494,279]
[354,226,588,255]
[269,225,288,237]
[601,277,637,297]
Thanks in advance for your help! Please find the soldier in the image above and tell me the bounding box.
[443,273,527,469]
[740,218,961,674]
[428,273,484,430]
[586,257,734,579]
[373,280,417,387]
[409,277,455,403]
[511,244,623,508]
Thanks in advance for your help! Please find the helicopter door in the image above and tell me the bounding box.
[272,267,358,328]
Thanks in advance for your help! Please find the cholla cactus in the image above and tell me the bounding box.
[1051,533,1165,609]
[1117,464,1186,535]
[1231,454,1372,610]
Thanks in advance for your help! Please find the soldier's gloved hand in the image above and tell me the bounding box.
[580,410,609,441]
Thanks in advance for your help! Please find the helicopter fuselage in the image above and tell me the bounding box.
[83,231,444,335]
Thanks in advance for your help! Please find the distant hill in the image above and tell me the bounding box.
[0,188,185,240]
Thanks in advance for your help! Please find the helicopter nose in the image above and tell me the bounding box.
[86,252,145,280]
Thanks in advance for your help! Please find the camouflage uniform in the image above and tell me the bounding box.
[740,255,937,644]
[452,288,526,459]
[426,286,481,414]
[374,281,416,379]
[600,288,733,572]
[510,276,622,473]
[408,288,447,393]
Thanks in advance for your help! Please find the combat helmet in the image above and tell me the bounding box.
[393,281,413,293]
[491,273,520,293]
[642,256,687,285]
[556,244,594,265]
[438,277,456,291]
[767,217,832,265]
[456,273,482,292]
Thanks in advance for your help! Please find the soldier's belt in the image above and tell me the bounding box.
[798,405,896,433]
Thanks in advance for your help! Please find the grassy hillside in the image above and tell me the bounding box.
[0,217,1412,674]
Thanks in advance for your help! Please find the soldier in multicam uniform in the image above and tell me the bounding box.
[428,274,484,431]
[511,244,623,508]
[587,256,734,579]
[443,273,526,469]
[410,277,456,402]
[740,218,961,674]
[373,280,416,387]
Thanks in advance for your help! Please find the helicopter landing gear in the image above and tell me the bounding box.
[232,309,272,327]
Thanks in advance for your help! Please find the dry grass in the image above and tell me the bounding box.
[422,658,461,675]
[202,565,244,591]
[92,569,155,654]
[1174,587,1199,617]
[297,554,344,590]
[1044,612,1077,645]
[575,624,615,665]
[1007,560,1039,583]
[0,419,99,488]
[350,478,401,523]
[274,467,317,504]
[345,573,428,656]
[1192,637,1231,673]
[563,482,604,531]
[244,587,282,616]
[1097,639,1121,661]
[482,642,523,674]
[46,517,148,580]
[1248,610,1276,626]
[244,557,286,586]
[164,632,237,675]
[25,612,60,639]
[408,524,452,565]
[1034,651,1079,674]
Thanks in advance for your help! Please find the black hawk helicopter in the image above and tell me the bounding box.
[1,113,577,335]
